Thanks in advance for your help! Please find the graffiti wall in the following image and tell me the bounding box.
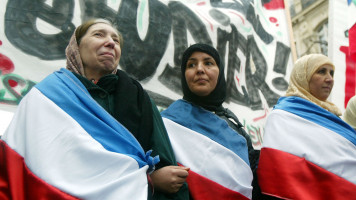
[329,0,356,109]
[0,0,294,147]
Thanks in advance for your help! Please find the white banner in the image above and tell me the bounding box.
[329,0,356,110]
[0,0,294,148]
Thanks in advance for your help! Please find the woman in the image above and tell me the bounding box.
[343,95,356,130]
[0,19,188,200]
[161,44,258,200]
[257,54,356,200]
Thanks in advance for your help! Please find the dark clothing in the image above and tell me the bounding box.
[73,72,189,200]
[74,71,153,152]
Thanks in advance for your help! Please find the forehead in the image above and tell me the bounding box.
[316,64,334,70]
[87,23,119,36]
[189,51,214,59]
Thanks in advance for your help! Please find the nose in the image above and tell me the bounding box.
[196,62,205,74]
[105,37,115,48]
[325,73,333,82]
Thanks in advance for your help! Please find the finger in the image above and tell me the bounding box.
[177,170,189,178]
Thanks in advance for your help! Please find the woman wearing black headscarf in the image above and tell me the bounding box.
[161,44,259,200]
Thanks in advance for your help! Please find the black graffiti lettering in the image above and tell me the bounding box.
[78,0,118,28]
[210,0,273,44]
[272,42,290,91]
[209,8,230,26]
[158,1,212,94]
[5,0,75,60]
[217,26,250,106]
[245,35,280,109]
[113,0,171,80]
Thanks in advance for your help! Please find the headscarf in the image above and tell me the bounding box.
[343,96,356,129]
[181,43,226,111]
[66,33,86,76]
[285,54,342,116]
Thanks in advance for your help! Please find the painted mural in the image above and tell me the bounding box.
[0,0,293,148]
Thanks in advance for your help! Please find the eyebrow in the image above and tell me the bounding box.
[188,57,214,61]
[92,28,119,37]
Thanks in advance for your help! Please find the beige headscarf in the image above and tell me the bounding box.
[285,54,342,116]
[343,96,356,129]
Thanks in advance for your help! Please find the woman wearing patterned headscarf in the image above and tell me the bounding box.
[257,54,356,200]
[161,43,259,200]
[1,18,189,200]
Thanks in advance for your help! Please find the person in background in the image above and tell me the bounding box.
[257,54,356,200]
[343,95,356,130]
[161,43,260,200]
[0,18,189,200]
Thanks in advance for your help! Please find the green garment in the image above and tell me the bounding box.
[150,102,189,200]
[73,73,189,200]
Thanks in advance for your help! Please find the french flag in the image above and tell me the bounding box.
[161,100,253,200]
[0,68,157,200]
[258,96,356,200]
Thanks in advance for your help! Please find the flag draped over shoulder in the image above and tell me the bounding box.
[161,99,252,200]
[258,96,356,200]
[0,68,158,200]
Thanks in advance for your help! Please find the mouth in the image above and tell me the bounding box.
[101,52,115,58]
[195,78,208,85]
[322,86,332,91]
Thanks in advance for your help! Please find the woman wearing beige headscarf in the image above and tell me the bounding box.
[344,95,356,130]
[257,54,356,200]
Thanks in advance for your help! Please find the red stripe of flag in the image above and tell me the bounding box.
[258,147,356,200]
[0,140,78,200]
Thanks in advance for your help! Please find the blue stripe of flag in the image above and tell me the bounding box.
[35,68,148,168]
[161,99,249,165]
[275,96,356,146]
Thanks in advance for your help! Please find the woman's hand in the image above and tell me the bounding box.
[150,165,190,194]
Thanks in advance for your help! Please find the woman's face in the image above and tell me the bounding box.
[309,64,334,101]
[79,23,121,78]
[185,52,219,96]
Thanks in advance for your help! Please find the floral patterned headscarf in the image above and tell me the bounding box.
[285,54,341,116]
[65,32,86,76]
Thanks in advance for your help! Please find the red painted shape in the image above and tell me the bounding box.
[253,108,268,122]
[0,54,15,75]
[349,23,356,62]
[8,79,18,88]
[0,40,15,75]
[235,75,240,85]
[229,11,245,24]
[269,17,277,23]
[263,0,285,10]
[196,10,214,31]
[340,46,356,108]
[197,1,206,6]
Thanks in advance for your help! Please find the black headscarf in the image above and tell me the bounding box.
[181,43,226,111]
